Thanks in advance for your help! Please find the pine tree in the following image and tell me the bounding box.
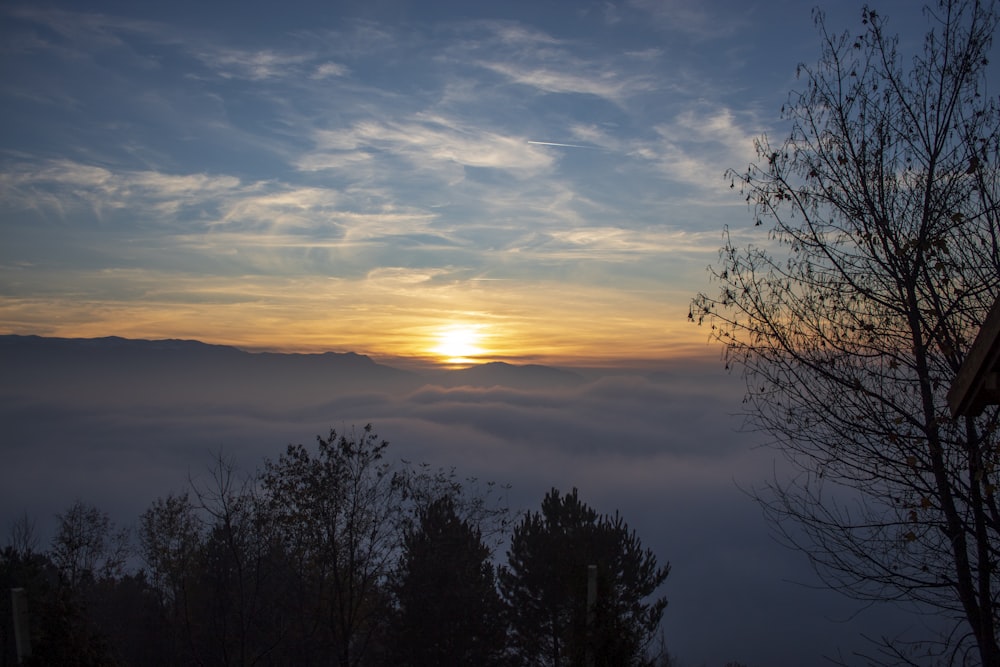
[390,495,506,665]
[499,488,669,667]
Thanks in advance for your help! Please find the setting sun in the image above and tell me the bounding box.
[430,324,487,364]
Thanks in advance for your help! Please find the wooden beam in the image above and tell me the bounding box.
[948,296,1000,417]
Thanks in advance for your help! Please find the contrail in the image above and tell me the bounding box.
[527,140,595,149]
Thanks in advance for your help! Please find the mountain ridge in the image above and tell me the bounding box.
[0,335,585,400]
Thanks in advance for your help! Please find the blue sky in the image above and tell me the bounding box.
[0,0,934,364]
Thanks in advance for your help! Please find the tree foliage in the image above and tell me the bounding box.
[261,425,409,667]
[139,455,289,666]
[139,491,201,607]
[693,1,1000,662]
[51,501,129,589]
[5,429,670,666]
[3,509,167,667]
[389,495,506,666]
[499,488,669,667]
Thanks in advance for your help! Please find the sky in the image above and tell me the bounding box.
[0,0,939,366]
[0,1,966,665]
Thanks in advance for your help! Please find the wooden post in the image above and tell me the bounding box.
[11,587,32,663]
[585,564,597,667]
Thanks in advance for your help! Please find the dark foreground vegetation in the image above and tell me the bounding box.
[1,425,670,667]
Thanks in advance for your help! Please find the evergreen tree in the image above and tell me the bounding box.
[389,495,506,665]
[499,488,669,667]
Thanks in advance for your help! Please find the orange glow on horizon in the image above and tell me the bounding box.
[0,277,714,367]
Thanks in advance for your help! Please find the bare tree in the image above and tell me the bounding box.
[139,492,202,607]
[140,454,291,666]
[139,491,203,663]
[7,511,39,557]
[51,500,130,588]
[187,453,288,667]
[692,1,1000,663]
[261,425,406,667]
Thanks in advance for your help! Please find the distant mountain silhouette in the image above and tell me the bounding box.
[0,336,584,404]
[0,335,420,406]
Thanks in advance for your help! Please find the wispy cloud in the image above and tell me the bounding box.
[435,18,659,107]
[4,5,168,53]
[631,106,762,193]
[0,160,244,222]
[312,61,349,79]
[488,22,563,46]
[197,47,314,80]
[627,0,750,39]
[301,115,555,177]
[478,61,650,103]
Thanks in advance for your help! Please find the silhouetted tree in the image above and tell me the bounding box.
[261,425,406,667]
[499,488,669,667]
[51,501,129,590]
[85,571,170,667]
[190,455,286,666]
[15,426,511,666]
[1,544,48,667]
[26,584,117,667]
[389,495,506,665]
[140,456,293,665]
[138,491,202,663]
[692,1,1000,661]
[139,492,201,607]
[0,510,121,667]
